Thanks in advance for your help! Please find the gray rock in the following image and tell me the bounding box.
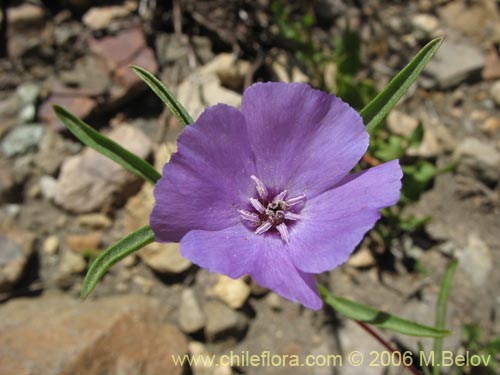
[53,125,152,213]
[457,235,492,287]
[1,124,45,157]
[454,137,500,186]
[179,288,206,333]
[0,230,35,293]
[16,83,41,124]
[490,80,500,107]
[204,300,248,341]
[424,40,485,89]
[39,175,57,200]
[211,275,251,309]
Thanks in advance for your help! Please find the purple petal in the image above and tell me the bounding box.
[151,104,256,242]
[241,82,368,198]
[180,224,322,310]
[288,160,403,273]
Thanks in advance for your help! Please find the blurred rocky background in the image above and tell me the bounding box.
[0,0,500,374]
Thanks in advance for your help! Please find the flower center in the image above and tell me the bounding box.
[238,175,305,244]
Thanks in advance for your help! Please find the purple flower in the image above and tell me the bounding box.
[151,82,402,310]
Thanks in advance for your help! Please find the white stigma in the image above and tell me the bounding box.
[239,176,306,244]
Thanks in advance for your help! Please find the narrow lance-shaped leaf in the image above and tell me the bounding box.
[81,225,155,299]
[361,37,443,134]
[54,105,161,185]
[432,259,458,374]
[319,285,450,338]
[131,65,193,126]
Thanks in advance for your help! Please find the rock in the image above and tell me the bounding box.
[386,110,419,137]
[43,235,59,255]
[211,275,251,309]
[155,33,188,66]
[58,54,111,97]
[177,57,243,120]
[454,137,500,186]
[188,342,233,375]
[1,124,45,157]
[346,247,376,268]
[76,213,112,229]
[39,175,57,200]
[89,26,158,107]
[54,125,152,213]
[39,95,96,130]
[264,292,283,311]
[124,144,191,274]
[483,45,500,80]
[0,95,20,138]
[16,83,41,124]
[313,0,347,23]
[179,288,206,333]
[0,294,188,375]
[66,232,102,255]
[457,235,492,287]
[55,249,86,288]
[0,160,16,202]
[270,51,309,83]
[210,53,251,91]
[7,3,45,29]
[412,14,440,37]
[204,300,248,341]
[424,40,485,89]
[0,229,35,293]
[480,116,500,136]
[132,275,155,294]
[35,129,77,175]
[490,80,500,107]
[82,3,136,30]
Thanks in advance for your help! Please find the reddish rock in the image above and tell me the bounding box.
[39,94,96,130]
[0,294,188,375]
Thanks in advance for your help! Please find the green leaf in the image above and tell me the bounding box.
[361,37,443,134]
[131,65,193,126]
[319,285,450,338]
[408,122,425,148]
[53,105,161,185]
[81,225,155,299]
[433,259,458,375]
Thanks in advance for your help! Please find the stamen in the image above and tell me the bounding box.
[284,212,301,221]
[255,221,272,235]
[250,198,266,213]
[286,194,306,207]
[276,223,290,243]
[238,209,260,223]
[273,190,287,202]
[251,175,268,200]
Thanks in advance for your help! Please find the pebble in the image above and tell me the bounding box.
[412,13,440,37]
[386,110,419,137]
[490,80,500,107]
[43,235,59,255]
[457,235,492,287]
[480,116,500,136]
[76,213,112,229]
[454,137,500,186]
[66,232,102,255]
[138,243,191,274]
[1,124,45,157]
[82,3,135,30]
[53,125,152,213]
[0,230,35,293]
[55,250,86,289]
[39,175,57,200]
[204,300,247,341]
[424,40,485,89]
[16,83,41,124]
[211,275,251,309]
[179,288,206,333]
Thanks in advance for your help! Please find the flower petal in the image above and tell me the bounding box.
[151,104,256,242]
[180,224,322,310]
[241,82,368,198]
[289,160,403,273]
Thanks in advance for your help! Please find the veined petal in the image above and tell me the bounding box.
[180,224,322,310]
[241,82,368,198]
[288,160,403,273]
[151,104,256,243]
